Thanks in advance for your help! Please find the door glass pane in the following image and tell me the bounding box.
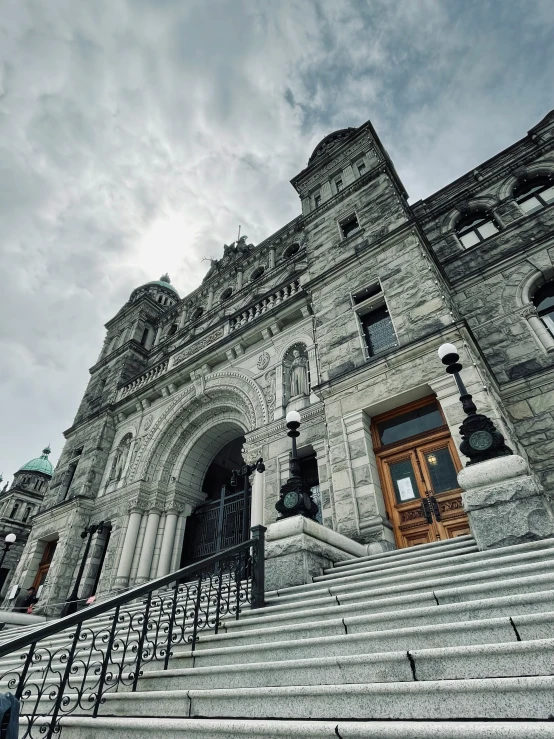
[377,402,444,445]
[425,447,459,494]
[389,459,420,504]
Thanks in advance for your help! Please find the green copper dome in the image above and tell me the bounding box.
[130,273,179,302]
[18,446,54,477]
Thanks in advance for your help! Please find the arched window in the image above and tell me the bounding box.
[22,505,32,522]
[284,243,300,259]
[251,266,265,281]
[220,287,233,302]
[533,282,554,337]
[9,502,20,519]
[167,323,178,336]
[514,176,554,214]
[191,306,204,320]
[455,211,499,248]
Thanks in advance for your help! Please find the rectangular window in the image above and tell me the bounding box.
[459,231,480,249]
[477,220,499,239]
[340,215,360,238]
[9,503,20,520]
[335,177,343,192]
[357,161,366,176]
[542,185,554,204]
[360,304,397,357]
[314,193,321,208]
[377,402,444,446]
[352,283,382,306]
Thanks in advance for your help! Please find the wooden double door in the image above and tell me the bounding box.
[376,426,470,548]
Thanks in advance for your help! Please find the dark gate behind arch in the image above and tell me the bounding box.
[181,475,251,566]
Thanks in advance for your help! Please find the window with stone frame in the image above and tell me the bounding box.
[356,160,366,176]
[455,210,499,248]
[314,192,322,208]
[340,214,360,239]
[533,281,554,337]
[9,502,20,520]
[352,284,397,359]
[335,176,344,193]
[22,505,32,522]
[514,176,554,214]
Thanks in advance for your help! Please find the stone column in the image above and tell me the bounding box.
[207,288,214,311]
[269,247,276,269]
[250,472,264,528]
[522,305,554,352]
[307,345,318,390]
[135,509,161,584]
[236,270,243,291]
[156,510,178,577]
[153,327,162,347]
[114,509,143,589]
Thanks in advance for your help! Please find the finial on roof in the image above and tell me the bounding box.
[159,273,171,284]
[42,445,51,458]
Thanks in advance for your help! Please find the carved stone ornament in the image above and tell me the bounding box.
[520,304,539,320]
[173,327,225,366]
[143,415,154,431]
[257,351,270,370]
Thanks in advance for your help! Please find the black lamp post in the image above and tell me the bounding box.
[275,410,319,520]
[62,521,104,616]
[438,342,513,465]
[0,533,16,570]
[230,458,266,488]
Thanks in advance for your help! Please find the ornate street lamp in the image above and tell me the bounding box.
[438,343,513,464]
[275,410,319,520]
[0,533,16,570]
[62,522,105,616]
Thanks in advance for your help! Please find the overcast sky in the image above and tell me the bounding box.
[1,0,553,480]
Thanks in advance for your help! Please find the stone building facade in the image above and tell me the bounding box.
[0,447,53,600]
[9,111,554,615]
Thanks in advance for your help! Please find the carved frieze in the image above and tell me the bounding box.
[173,328,225,366]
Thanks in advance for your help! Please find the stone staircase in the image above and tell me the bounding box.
[8,534,554,737]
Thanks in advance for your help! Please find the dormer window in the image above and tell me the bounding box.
[191,306,204,320]
[335,177,344,193]
[340,214,360,239]
[220,288,233,302]
[514,177,554,214]
[455,211,498,248]
[251,266,265,281]
[167,324,178,336]
[314,193,321,208]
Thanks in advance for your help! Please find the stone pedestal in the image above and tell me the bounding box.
[264,515,366,591]
[459,455,554,550]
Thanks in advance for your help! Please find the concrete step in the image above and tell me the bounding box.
[49,716,554,739]
[335,535,476,568]
[317,537,554,582]
[99,675,554,720]
[168,611,553,669]
[134,638,554,692]
[224,577,554,635]
[262,561,554,609]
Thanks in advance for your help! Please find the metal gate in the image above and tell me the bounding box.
[183,478,251,565]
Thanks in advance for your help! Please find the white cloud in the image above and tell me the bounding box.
[1,0,553,476]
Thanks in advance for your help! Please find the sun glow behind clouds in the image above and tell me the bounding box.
[135,210,194,277]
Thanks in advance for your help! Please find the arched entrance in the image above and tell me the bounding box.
[180,434,251,566]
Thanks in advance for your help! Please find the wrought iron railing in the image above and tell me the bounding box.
[0,526,265,739]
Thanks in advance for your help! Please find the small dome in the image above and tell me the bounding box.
[18,446,54,477]
[308,128,356,164]
[130,274,179,302]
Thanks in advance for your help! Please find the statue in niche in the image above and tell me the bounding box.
[289,348,310,398]
[109,434,132,482]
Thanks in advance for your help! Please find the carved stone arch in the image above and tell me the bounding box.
[132,372,265,484]
[499,160,554,201]
[277,333,315,364]
[516,265,554,308]
[129,385,196,483]
[159,406,249,491]
[443,197,499,234]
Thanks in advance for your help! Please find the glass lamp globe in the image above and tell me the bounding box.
[4,533,16,544]
[438,343,458,360]
[286,410,301,425]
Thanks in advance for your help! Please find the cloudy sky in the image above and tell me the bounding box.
[1,0,553,479]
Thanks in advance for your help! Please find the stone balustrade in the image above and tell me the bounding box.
[118,360,169,399]
[229,279,301,332]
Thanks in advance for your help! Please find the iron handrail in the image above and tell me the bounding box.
[0,537,257,660]
[0,527,266,739]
